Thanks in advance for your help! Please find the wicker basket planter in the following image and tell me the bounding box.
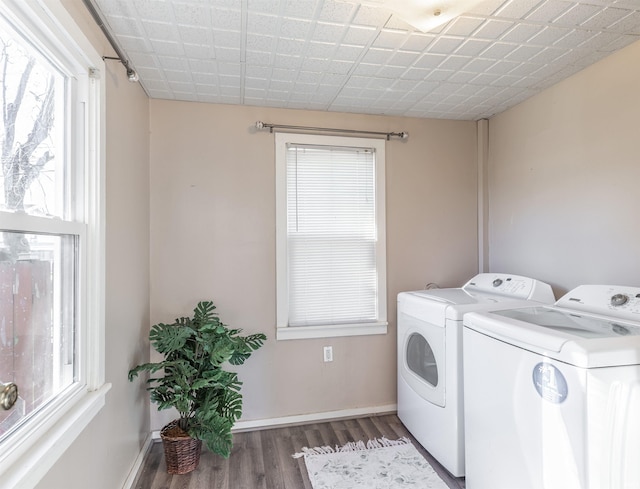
[160,421,203,475]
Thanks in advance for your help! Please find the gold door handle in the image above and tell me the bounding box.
[0,383,18,410]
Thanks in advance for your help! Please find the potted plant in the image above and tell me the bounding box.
[128,300,266,474]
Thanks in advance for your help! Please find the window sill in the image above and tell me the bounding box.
[0,383,111,489]
[277,321,387,340]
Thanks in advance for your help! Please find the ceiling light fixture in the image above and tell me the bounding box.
[350,0,487,32]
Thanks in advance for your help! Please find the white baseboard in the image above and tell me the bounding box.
[233,404,398,433]
[150,404,397,439]
[121,433,153,489]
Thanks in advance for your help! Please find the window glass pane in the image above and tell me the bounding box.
[0,231,76,442]
[286,144,378,326]
[0,15,66,218]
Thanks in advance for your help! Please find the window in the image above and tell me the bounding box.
[276,133,387,340]
[0,1,107,487]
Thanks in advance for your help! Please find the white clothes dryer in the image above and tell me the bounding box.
[397,273,554,477]
[463,285,640,489]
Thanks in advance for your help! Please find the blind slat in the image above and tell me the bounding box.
[286,143,379,327]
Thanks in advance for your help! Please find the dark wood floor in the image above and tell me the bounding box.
[132,414,465,489]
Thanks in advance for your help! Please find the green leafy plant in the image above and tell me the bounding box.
[128,301,266,458]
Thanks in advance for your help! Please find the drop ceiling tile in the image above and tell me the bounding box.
[245,50,272,65]
[172,2,211,25]
[246,33,276,51]
[118,35,152,52]
[481,41,519,59]
[377,65,407,77]
[495,0,543,18]
[319,1,357,22]
[334,44,365,61]
[372,29,409,49]
[280,18,313,39]
[247,13,279,35]
[342,25,378,45]
[314,22,347,42]
[217,62,242,75]
[424,69,454,81]
[104,15,140,36]
[401,33,436,51]
[300,57,330,71]
[178,25,212,44]
[273,53,304,68]
[464,58,498,73]
[388,50,419,65]
[555,3,602,26]
[193,71,215,85]
[486,59,520,74]
[582,6,636,30]
[501,23,544,42]
[443,16,486,37]
[506,44,545,61]
[526,1,574,22]
[156,55,189,70]
[552,29,597,49]
[361,47,394,63]
[307,41,336,58]
[297,70,322,83]
[414,52,447,69]
[445,70,478,84]
[508,62,542,77]
[215,46,242,61]
[455,38,493,56]
[351,5,392,27]
[429,36,466,54]
[529,26,574,46]
[401,67,433,80]
[475,19,516,39]
[610,11,640,34]
[132,1,173,22]
[601,33,640,51]
[470,72,502,85]
[210,7,242,30]
[439,55,473,70]
[277,38,306,56]
[183,43,213,58]
[328,59,356,74]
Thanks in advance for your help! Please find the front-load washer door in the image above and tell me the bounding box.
[399,312,446,407]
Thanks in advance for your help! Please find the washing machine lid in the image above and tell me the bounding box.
[463,285,640,368]
[401,271,555,321]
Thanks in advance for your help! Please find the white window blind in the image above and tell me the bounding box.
[276,133,387,340]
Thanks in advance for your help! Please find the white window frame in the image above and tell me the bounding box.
[275,133,387,341]
[0,1,109,488]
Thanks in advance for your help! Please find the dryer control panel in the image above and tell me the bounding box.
[556,285,640,319]
[463,273,555,303]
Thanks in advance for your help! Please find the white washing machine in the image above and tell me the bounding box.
[463,284,640,489]
[397,273,555,477]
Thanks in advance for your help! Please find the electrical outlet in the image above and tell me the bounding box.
[323,346,333,362]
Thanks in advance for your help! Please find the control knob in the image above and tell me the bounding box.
[492,279,503,287]
[611,294,628,307]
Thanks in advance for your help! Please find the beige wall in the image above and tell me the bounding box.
[487,39,640,296]
[35,2,151,489]
[149,102,478,429]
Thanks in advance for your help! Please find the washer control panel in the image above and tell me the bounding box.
[464,273,555,302]
[557,285,640,319]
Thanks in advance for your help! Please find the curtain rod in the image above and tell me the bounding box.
[82,0,139,82]
[255,121,409,140]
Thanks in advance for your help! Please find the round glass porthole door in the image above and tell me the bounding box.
[406,333,438,388]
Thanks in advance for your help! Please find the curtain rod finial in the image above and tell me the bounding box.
[255,121,264,130]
